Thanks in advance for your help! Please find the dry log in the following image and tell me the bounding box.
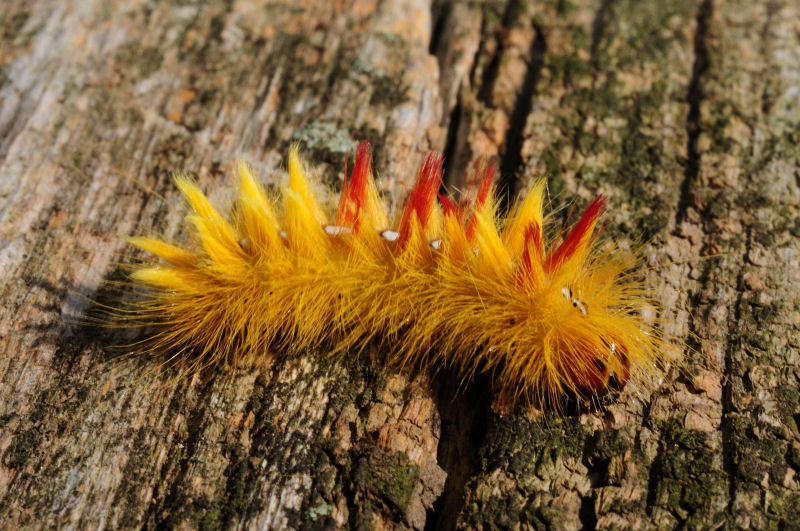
[1,0,798,528]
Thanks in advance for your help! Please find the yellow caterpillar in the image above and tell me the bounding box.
[125,141,667,409]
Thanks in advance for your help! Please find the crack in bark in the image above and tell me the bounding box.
[428,0,449,56]
[645,425,666,516]
[589,0,613,63]
[680,0,745,517]
[477,0,524,106]
[646,0,714,517]
[441,90,464,190]
[497,24,546,211]
[676,0,712,227]
[638,397,658,514]
[428,0,477,190]
[148,375,219,527]
[466,8,489,94]
[425,372,492,531]
[721,225,751,516]
[579,493,598,530]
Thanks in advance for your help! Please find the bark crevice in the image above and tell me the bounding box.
[426,374,491,531]
[676,0,712,227]
[497,24,546,209]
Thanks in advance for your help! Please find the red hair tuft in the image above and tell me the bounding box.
[336,141,372,230]
[545,196,605,272]
[397,152,444,247]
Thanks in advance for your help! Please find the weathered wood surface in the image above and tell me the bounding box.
[1,0,798,529]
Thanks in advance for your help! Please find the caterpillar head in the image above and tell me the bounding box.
[409,160,665,410]
[340,149,669,410]
[489,189,663,409]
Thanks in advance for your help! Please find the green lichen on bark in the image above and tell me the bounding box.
[349,444,421,527]
[459,413,591,529]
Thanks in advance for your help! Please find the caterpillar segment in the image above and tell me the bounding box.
[127,141,666,409]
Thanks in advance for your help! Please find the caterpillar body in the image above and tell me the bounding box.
[125,141,667,409]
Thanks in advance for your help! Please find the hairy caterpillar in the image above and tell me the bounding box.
[123,141,668,409]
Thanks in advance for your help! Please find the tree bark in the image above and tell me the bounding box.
[1,0,798,529]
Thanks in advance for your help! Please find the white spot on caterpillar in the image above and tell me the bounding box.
[430,239,442,250]
[239,237,250,250]
[279,231,287,239]
[324,225,352,236]
[572,299,588,315]
[380,230,400,242]
[563,287,587,314]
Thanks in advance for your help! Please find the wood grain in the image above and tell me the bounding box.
[1,0,798,528]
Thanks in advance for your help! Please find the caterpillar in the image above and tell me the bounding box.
[122,141,668,410]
